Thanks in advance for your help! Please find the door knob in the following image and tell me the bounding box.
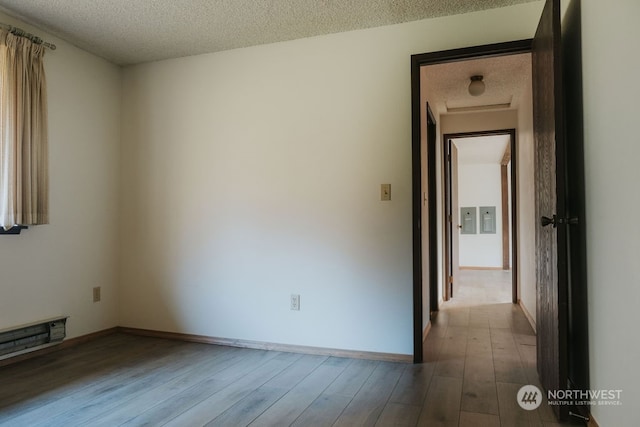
[541,215,579,227]
[541,215,557,228]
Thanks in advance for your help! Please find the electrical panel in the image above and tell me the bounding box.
[460,207,476,234]
[479,206,497,234]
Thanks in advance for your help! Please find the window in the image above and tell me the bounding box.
[0,28,49,231]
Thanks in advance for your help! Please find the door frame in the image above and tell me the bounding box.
[426,104,438,316]
[411,39,531,362]
[442,129,518,304]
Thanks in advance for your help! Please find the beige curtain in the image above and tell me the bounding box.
[0,29,48,229]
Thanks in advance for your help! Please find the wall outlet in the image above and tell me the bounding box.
[93,286,101,303]
[290,294,300,311]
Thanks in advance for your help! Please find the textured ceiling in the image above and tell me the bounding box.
[0,0,536,65]
[422,52,531,115]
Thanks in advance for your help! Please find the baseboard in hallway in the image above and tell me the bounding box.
[422,321,432,342]
[518,299,537,333]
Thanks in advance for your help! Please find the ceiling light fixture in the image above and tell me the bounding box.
[468,75,485,96]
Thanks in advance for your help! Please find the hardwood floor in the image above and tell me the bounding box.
[0,282,581,426]
[450,269,513,307]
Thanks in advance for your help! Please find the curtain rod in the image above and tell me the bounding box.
[0,23,56,50]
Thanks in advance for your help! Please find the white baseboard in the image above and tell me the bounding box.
[518,300,536,333]
[422,321,432,342]
[118,327,413,363]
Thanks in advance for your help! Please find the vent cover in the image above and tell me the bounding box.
[0,317,68,361]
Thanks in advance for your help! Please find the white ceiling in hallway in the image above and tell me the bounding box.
[453,135,511,164]
[422,52,532,117]
[0,0,538,65]
[422,53,531,165]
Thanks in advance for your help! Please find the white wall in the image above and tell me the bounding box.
[457,162,503,268]
[441,110,518,135]
[582,1,640,425]
[120,3,544,356]
[0,12,121,338]
[516,69,536,327]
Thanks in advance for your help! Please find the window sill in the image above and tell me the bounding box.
[0,225,28,235]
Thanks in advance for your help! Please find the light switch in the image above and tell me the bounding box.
[381,184,391,201]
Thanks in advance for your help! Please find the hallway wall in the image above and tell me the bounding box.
[516,70,536,328]
[582,1,640,424]
[457,162,504,268]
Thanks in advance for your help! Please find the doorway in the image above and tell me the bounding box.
[443,130,517,307]
[410,39,531,363]
[411,2,589,422]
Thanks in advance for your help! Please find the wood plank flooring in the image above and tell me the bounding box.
[0,273,581,426]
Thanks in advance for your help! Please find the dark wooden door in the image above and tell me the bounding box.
[533,0,566,413]
[442,139,460,301]
[427,105,439,315]
[450,143,460,299]
[562,0,590,404]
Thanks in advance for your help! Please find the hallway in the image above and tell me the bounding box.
[422,270,577,426]
[447,269,513,308]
